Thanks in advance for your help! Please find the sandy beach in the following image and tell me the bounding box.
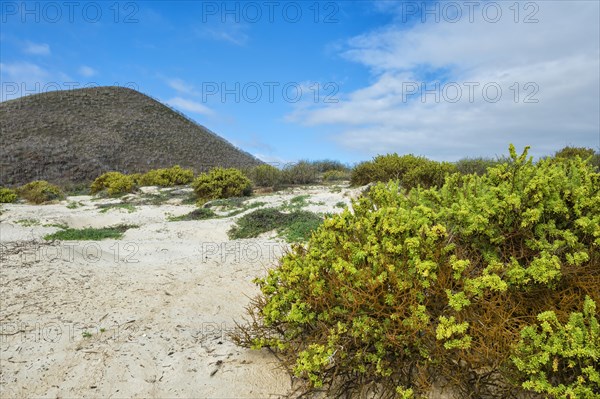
[0,184,361,398]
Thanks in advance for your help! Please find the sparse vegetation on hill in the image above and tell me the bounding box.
[0,86,262,187]
[17,181,64,204]
[234,145,600,398]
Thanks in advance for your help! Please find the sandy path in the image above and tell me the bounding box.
[0,185,359,398]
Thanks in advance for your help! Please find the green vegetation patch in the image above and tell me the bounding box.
[228,208,323,242]
[44,224,137,241]
[96,203,137,213]
[168,208,216,221]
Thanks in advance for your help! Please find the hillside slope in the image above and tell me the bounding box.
[0,86,262,186]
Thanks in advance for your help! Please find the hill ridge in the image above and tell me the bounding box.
[0,86,263,186]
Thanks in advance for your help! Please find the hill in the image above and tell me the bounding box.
[0,86,263,186]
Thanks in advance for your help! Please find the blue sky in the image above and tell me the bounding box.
[1,1,599,165]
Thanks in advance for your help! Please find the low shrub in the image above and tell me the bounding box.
[138,165,194,187]
[192,167,252,204]
[0,187,18,203]
[233,145,599,398]
[90,172,135,196]
[248,164,282,187]
[350,153,456,189]
[17,181,64,204]
[282,161,318,185]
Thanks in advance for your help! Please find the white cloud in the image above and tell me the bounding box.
[166,78,197,95]
[23,41,50,55]
[288,1,600,159]
[165,97,214,116]
[196,22,249,46]
[78,66,97,77]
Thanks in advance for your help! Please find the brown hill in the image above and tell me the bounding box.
[0,86,262,186]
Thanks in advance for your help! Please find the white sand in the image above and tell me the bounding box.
[0,184,363,398]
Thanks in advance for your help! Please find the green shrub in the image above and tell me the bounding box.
[512,296,599,398]
[249,164,282,187]
[228,208,323,242]
[282,161,318,185]
[322,169,350,182]
[554,146,596,160]
[44,224,136,240]
[350,153,456,189]
[192,167,252,204]
[553,146,600,171]
[233,145,599,398]
[138,165,194,187]
[454,157,500,176]
[168,208,216,221]
[90,172,135,196]
[17,181,64,204]
[0,187,18,203]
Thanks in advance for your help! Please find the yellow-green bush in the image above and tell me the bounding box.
[0,187,18,203]
[234,145,599,398]
[138,165,194,187]
[90,172,135,196]
[248,164,282,187]
[512,296,599,398]
[17,181,64,204]
[350,153,456,189]
[192,167,252,204]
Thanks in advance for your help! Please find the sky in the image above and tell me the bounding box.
[1,0,599,165]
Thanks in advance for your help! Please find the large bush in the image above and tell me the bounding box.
[350,153,456,189]
[282,161,319,185]
[192,167,252,204]
[234,145,599,398]
[138,165,194,187]
[248,164,282,188]
[90,172,135,196]
[0,187,18,203]
[17,181,64,204]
